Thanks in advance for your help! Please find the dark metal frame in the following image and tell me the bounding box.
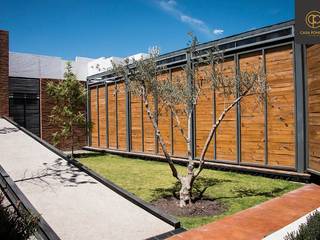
[294,43,307,173]
[105,82,109,148]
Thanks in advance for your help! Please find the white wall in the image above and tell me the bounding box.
[9,52,93,81]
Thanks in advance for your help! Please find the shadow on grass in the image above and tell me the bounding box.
[151,176,291,202]
[151,177,233,202]
[231,186,291,198]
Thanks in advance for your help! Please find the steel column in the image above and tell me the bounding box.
[262,49,269,166]
[125,76,131,152]
[96,86,100,147]
[236,54,241,164]
[294,43,306,173]
[115,83,119,149]
[105,82,109,148]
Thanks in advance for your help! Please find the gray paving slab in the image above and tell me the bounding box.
[0,118,174,240]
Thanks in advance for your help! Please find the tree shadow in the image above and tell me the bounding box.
[0,127,19,134]
[151,176,233,202]
[15,158,97,188]
[231,186,291,198]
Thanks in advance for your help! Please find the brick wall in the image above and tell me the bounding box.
[40,78,87,151]
[0,30,9,117]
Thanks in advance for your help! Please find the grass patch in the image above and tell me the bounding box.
[80,154,302,229]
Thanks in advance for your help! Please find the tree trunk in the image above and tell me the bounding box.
[179,112,195,207]
[179,174,193,207]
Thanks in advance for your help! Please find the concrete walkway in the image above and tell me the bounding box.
[0,118,174,240]
[169,184,320,240]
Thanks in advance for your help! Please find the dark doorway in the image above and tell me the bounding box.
[9,78,40,136]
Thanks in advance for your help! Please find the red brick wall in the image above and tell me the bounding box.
[40,78,87,150]
[0,30,9,117]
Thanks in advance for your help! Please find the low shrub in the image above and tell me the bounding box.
[0,192,39,240]
[284,210,320,240]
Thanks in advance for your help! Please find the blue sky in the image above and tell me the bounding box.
[1,0,294,60]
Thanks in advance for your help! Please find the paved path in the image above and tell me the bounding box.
[0,118,174,240]
[170,184,320,240]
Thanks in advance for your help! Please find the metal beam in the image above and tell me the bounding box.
[294,43,306,173]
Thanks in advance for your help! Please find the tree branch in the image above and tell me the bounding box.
[141,86,180,180]
[169,105,189,144]
[194,89,250,178]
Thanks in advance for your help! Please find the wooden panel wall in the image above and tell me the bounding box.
[131,95,143,152]
[158,71,172,155]
[266,45,295,167]
[108,83,117,149]
[89,45,297,170]
[215,58,237,162]
[239,52,265,164]
[90,87,98,147]
[307,44,320,172]
[117,82,127,150]
[171,67,188,157]
[195,64,214,159]
[98,86,106,148]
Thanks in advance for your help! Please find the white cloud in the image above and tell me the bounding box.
[156,0,224,38]
[213,29,224,35]
[180,15,204,26]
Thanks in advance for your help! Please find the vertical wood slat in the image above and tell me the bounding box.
[130,94,143,152]
[239,51,265,164]
[266,45,295,167]
[195,64,214,160]
[98,86,106,147]
[90,87,98,147]
[171,67,188,157]
[108,83,117,148]
[215,57,237,162]
[117,82,127,150]
[307,44,320,172]
[157,71,171,156]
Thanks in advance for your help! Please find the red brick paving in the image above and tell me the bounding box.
[170,184,320,240]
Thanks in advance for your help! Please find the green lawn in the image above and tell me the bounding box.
[80,154,302,229]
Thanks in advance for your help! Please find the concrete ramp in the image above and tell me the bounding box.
[0,118,178,240]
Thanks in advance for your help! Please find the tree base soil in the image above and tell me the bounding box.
[152,197,226,217]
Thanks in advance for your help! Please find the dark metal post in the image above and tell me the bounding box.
[236,54,241,164]
[125,76,131,152]
[105,82,109,148]
[96,86,100,147]
[86,80,91,146]
[294,43,306,173]
[262,49,269,166]
[115,83,119,149]
[169,69,174,155]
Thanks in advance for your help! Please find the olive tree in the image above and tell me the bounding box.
[113,35,267,207]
